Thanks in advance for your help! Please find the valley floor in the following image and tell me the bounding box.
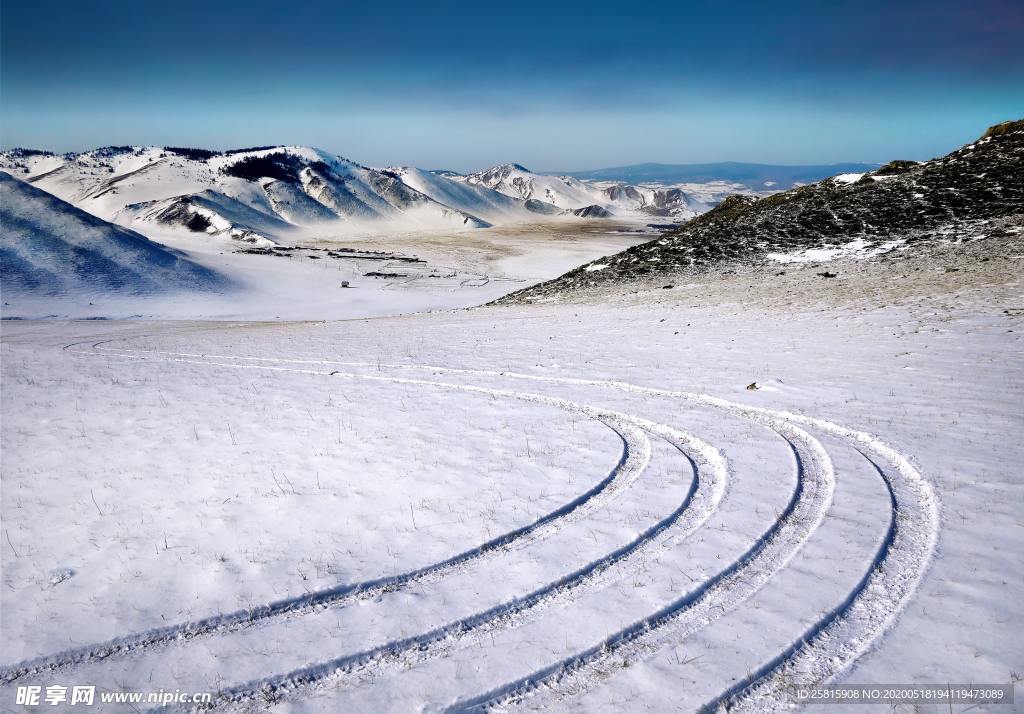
[1,240,1021,712]
[0,221,652,321]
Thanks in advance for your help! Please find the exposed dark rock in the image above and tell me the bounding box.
[524,198,562,215]
[164,147,220,161]
[184,212,212,232]
[222,152,309,183]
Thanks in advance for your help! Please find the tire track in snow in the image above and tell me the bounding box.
[89,348,834,711]
[32,342,936,714]
[2,354,655,685]
[151,352,936,713]
[304,361,935,714]
[33,343,740,712]
[449,418,832,712]
[201,417,730,710]
[697,452,934,713]
[142,352,829,712]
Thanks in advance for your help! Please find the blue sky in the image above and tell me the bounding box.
[2,0,1022,172]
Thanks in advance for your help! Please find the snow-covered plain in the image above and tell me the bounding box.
[0,219,653,320]
[2,237,1021,712]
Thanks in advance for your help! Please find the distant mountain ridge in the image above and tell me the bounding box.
[0,147,791,244]
[499,119,1024,302]
[0,147,884,246]
[458,163,715,218]
[0,147,499,244]
[556,161,882,189]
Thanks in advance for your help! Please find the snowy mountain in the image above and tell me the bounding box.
[0,171,227,296]
[0,147,492,244]
[461,164,599,209]
[458,163,717,218]
[500,119,1024,301]
[386,166,551,224]
[589,182,712,217]
[0,147,774,245]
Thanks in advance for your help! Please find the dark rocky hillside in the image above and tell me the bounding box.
[499,120,1024,303]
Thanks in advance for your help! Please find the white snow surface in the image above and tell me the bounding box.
[766,238,908,263]
[1,249,1020,712]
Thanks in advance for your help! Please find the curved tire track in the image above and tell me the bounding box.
[27,341,936,714]
[2,360,654,685]
[204,416,732,710]
[160,354,935,714]
[698,451,936,713]
[82,351,835,713]
[449,418,833,712]
[340,364,936,713]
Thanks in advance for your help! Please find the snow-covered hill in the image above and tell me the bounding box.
[0,147,493,244]
[0,171,227,296]
[0,148,768,244]
[387,166,559,224]
[458,163,721,218]
[461,164,599,209]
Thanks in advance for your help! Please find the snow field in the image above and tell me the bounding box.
[0,330,619,662]
[1,260,1020,711]
[0,221,652,321]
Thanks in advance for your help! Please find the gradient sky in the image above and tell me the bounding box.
[2,0,1022,172]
